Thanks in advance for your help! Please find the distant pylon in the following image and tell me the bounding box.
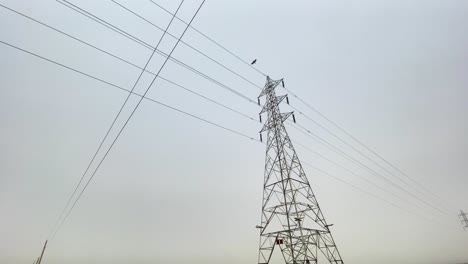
[256,76,344,264]
[460,210,468,230]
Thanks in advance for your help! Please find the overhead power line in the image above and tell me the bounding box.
[48,0,187,239]
[144,0,267,77]
[289,120,448,216]
[289,103,451,212]
[149,0,454,212]
[1,33,447,223]
[300,160,427,221]
[49,0,207,238]
[287,128,429,213]
[149,0,454,214]
[0,40,256,141]
[150,0,455,216]
[110,0,263,90]
[56,0,257,105]
[124,0,456,215]
[0,4,255,108]
[1,1,456,233]
[110,0,450,216]
[290,126,460,226]
[5,1,447,218]
[0,39,452,231]
[284,87,456,213]
[300,160,459,232]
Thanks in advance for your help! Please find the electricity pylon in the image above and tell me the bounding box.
[256,77,344,264]
[460,210,468,230]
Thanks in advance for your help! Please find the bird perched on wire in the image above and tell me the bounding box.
[251,59,257,65]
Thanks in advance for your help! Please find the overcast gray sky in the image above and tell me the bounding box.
[1,0,468,264]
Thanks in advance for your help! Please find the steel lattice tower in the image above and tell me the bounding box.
[460,210,468,230]
[256,77,344,264]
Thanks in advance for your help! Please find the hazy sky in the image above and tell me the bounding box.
[1,0,468,264]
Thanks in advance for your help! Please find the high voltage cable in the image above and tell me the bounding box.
[289,120,448,216]
[0,1,458,250]
[49,0,206,238]
[0,40,129,94]
[56,0,257,105]
[270,100,449,216]
[4,19,446,219]
[0,4,255,108]
[48,0,186,239]
[0,39,452,230]
[300,160,459,231]
[0,41,256,142]
[151,0,451,210]
[2,2,452,223]
[285,88,455,212]
[110,0,263,90]
[0,3,256,122]
[300,160,429,221]
[286,123,429,212]
[262,129,452,225]
[289,103,451,212]
[144,0,267,77]
[141,0,453,214]
[0,29,447,221]
[1,1,260,136]
[134,0,454,213]
[149,0,454,214]
[289,131,438,217]
[291,120,449,215]
[4,2,442,217]
[106,0,450,213]
[159,77,257,122]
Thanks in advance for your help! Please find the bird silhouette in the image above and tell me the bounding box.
[251,59,257,65]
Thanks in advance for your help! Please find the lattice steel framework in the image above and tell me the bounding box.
[460,210,468,230]
[257,77,344,264]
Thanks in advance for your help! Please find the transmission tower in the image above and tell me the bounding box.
[460,210,468,230]
[256,77,344,264]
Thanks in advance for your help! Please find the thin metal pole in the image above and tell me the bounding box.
[37,240,48,264]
